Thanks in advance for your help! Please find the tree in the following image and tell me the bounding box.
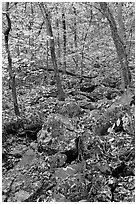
[117,2,130,89]
[55,5,61,66]
[117,2,126,45]
[39,3,65,101]
[73,4,78,69]
[100,2,131,91]
[3,2,20,117]
[80,4,93,77]
[62,5,67,72]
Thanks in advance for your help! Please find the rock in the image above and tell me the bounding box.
[24,149,35,156]
[3,121,18,135]
[30,142,38,150]
[80,84,97,93]
[56,101,82,117]
[79,100,95,110]
[53,192,69,202]
[2,195,7,202]
[14,190,30,202]
[55,166,87,201]
[89,86,110,102]
[55,164,78,181]
[10,144,28,157]
[2,147,50,202]
[37,129,48,143]
[61,137,81,164]
[37,114,77,153]
[95,122,112,136]
[2,178,13,194]
[55,163,85,180]
[15,148,37,168]
[90,109,101,118]
[49,153,67,168]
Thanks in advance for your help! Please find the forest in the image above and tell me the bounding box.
[2,2,135,202]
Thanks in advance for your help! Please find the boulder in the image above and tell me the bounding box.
[37,114,77,153]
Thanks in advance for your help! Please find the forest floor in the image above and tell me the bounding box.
[2,70,135,202]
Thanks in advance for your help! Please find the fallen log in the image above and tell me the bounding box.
[38,66,97,79]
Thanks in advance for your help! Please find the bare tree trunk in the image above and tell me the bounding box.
[62,6,67,72]
[73,5,78,69]
[39,3,65,101]
[100,2,131,91]
[81,5,93,77]
[3,2,20,116]
[55,5,61,66]
[46,40,49,69]
[117,2,130,90]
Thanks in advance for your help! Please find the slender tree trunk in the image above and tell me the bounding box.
[81,6,93,77]
[3,2,20,116]
[55,6,61,66]
[46,40,49,69]
[73,5,78,69]
[62,6,67,72]
[39,3,65,101]
[100,2,131,91]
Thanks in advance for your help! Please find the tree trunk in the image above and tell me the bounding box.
[73,5,78,69]
[3,2,20,117]
[100,2,131,90]
[81,5,93,77]
[39,3,65,101]
[118,3,126,45]
[55,5,61,65]
[62,6,67,72]
[46,40,49,69]
[117,2,129,89]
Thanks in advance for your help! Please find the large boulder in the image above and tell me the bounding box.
[37,114,77,153]
[2,148,50,202]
